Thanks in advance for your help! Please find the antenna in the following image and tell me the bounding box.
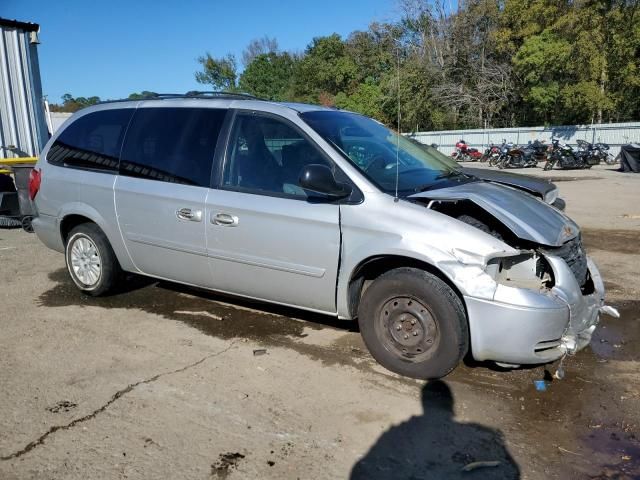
[394,45,401,202]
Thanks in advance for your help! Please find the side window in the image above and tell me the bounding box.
[46,109,134,172]
[222,113,331,198]
[119,108,227,187]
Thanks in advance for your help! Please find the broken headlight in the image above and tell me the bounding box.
[486,253,554,290]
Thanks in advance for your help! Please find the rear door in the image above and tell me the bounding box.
[205,111,341,313]
[114,106,227,286]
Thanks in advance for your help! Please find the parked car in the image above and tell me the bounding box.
[30,93,617,379]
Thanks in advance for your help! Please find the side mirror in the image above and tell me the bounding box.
[299,164,352,199]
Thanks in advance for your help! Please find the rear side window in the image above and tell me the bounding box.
[47,109,134,172]
[119,108,227,187]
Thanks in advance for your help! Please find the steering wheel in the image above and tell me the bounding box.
[364,155,388,173]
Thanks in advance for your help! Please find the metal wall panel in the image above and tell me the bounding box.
[409,122,640,157]
[0,20,48,159]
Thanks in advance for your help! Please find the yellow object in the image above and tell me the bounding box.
[0,157,38,174]
[0,157,38,165]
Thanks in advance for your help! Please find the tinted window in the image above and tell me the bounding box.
[119,108,226,187]
[47,109,134,172]
[223,113,330,198]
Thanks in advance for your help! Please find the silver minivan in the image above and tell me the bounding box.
[30,93,617,379]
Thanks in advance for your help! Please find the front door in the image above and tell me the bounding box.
[205,111,341,313]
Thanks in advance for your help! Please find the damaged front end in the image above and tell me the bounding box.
[410,182,619,367]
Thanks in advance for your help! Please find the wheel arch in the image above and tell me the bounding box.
[57,203,136,272]
[343,254,467,321]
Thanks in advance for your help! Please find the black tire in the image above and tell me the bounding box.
[358,268,468,379]
[65,223,122,296]
[543,160,555,171]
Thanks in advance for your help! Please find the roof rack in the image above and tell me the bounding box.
[97,91,260,105]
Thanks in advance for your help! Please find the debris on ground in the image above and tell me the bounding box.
[211,452,245,478]
[461,460,501,472]
[253,349,268,356]
[46,400,78,413]
[534,380,548,391]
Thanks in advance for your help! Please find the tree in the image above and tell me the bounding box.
[194,2,640,130]
[128,91,159,99]
[334,81,384,119]
[239,52,296,100]
[242,36,279,66]
[49,93,101,112]
[291,34,358,103]
[194,53,238,91]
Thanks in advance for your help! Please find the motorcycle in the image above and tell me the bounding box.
[481,142,501,163]
[451,139,482,162]
[576,140,616,165]
[499,139,546,169]
[490,140,511,167]
[543,138,599,170]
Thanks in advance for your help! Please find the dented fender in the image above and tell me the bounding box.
[336,194,519,319]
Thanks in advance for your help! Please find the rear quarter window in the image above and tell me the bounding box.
[119,108,227,187]
[46,109,134,172]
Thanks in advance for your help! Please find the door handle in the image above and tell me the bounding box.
[212,213,239,226]
[176,208,202,222]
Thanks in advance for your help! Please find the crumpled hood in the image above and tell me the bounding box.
[410,181,579,247]
[461,167,557,199]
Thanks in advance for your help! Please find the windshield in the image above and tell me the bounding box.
[300,110,466,195]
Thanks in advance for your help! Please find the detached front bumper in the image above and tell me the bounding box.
[465,255,607,364]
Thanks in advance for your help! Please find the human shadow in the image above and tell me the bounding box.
[350,380,520,479]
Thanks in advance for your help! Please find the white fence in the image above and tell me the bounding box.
[408,121,640,157]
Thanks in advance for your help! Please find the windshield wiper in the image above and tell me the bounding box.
[434,170,465,180]
[414,170,469,192]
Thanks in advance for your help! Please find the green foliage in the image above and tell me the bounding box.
[194,53,238,91]
[190,2,636,129]
[49,94,101,112]
[239,52,296,100]
[334,81,384,119]
[291,34,358,102]
[128,91,158,99]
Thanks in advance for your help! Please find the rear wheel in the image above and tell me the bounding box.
[65,223,122,296]
[358,268,468,379]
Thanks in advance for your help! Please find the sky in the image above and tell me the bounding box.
[2,0,399,103]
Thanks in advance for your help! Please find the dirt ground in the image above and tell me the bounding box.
[0,163,638,479]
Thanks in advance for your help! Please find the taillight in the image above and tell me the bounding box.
[28,168,41,200]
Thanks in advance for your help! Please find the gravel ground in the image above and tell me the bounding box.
[0,162,638,479]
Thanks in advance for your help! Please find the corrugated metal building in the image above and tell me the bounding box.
[0,18,48,159]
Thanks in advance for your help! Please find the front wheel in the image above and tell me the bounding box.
[543,159,556,171]
[358,268,468,379]
[65,223,122,296]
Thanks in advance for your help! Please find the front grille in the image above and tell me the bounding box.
[543,235,588,287]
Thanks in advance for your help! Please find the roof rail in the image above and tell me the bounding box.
[97,91,260,105]
[184,91,258,99]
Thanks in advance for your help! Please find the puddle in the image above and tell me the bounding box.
[590,300,640,361]
[582,229,640,255]
[39,269,370,371]
[582,428,640,478]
